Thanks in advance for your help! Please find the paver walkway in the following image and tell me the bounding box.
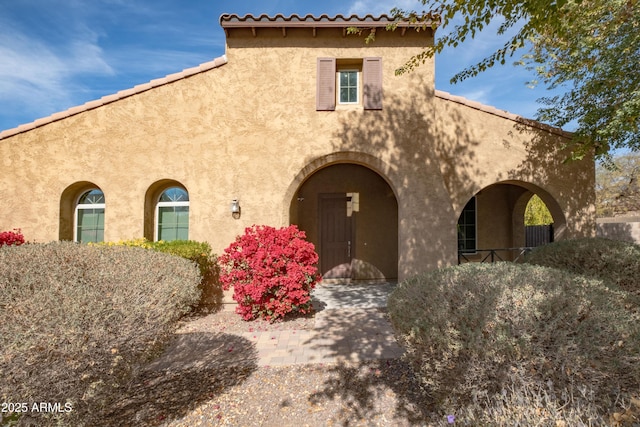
[147,282,404,371]
[245,307,403,366]
[248,282,403,366]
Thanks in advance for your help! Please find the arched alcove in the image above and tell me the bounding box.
[457,180,567,261]
[144,179,189,241]
[289,160,398,281]
[59,181,104,242]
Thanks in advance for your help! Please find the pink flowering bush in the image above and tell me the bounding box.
[0,229,25,247]
[219,225,320,322]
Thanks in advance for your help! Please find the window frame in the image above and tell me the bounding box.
[337,69,360,105]
[154,186,190,242]
[74,188,105,243]
[316,57,382,111]
[457,197,477,254]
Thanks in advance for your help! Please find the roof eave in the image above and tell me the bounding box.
[219,13,439,32]
[0,55,228,141]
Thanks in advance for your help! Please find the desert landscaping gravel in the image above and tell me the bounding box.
[100,309,438,427]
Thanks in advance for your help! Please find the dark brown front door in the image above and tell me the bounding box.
[319,194,354,278]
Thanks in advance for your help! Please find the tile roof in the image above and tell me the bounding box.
[219,13,439,29]
[220,13,440,39]
[0,55,228,140]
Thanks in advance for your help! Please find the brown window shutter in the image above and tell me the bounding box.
[316,58,336,111]
[363,57,383,110]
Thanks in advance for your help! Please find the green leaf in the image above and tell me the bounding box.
[390,0,640,158]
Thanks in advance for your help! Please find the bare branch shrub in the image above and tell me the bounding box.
[388,262,640,424]
[0,241,201,425]
[95,238,221,312]
[526,237,640,297]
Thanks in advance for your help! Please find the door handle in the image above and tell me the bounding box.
[347,240,351,258]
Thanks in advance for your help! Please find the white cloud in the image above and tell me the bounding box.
[0,19,113,121]
[456,88,493,106]
[107,48,219,76]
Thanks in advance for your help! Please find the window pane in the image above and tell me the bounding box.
[158,206,189,241]
[78,189,105,205]
[348,88,357,102]
[175,207,189,225]
[158,226,177,241]
[340,88,349,103]
[464,210,474,223]
[457,198,476,252]
[77,208,104,243]
[176,224,189,240]
[338,71,358,104]
[160,187,189,202]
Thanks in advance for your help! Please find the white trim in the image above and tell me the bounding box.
[337,69,360,105]
[74,189,105,243]
[154,188,189,241]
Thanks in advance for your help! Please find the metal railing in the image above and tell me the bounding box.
[458,247,534,264]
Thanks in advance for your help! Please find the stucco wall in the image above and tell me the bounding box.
[0,22,595,280]
[597,217,640,243]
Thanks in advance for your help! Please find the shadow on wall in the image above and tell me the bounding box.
[509,119,595,239]
[597,218,640,243]
[331,82,485,276]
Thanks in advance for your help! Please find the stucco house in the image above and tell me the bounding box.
[0,14,595,281]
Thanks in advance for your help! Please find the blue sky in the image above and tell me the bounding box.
[0,0,552,133]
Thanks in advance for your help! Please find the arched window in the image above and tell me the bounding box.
[75,189,105,243]
[156,187,189,241]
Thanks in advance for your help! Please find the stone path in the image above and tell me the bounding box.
[248,282,402,366]
[244,307,403,366]
[147,282,403,371]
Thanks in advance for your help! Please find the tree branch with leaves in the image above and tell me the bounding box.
[391,0,639,160]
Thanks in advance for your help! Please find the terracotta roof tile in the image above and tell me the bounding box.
[49,111,70,121]
[100,94,120,103]
[0,55,228,140]
[219,13,439,29]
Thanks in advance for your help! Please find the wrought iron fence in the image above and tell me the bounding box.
[458,247,534,264]
[525,224,554,247]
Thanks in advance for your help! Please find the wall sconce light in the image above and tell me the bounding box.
[230,199,241,219]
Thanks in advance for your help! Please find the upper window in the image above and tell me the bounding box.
[75,189,105,243]
[457,197,477,253]
[317,57,382,111]
[156,187,189,241]
[338,70,359,104]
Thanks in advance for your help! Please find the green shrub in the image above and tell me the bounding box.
[526,237,640,296]
[151,239,216,278]
[148,240,220,311]
[0,241,201,425]
[388,263,640,422]
[95,238,221,311]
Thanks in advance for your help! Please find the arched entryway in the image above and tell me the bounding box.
[289,162,398,281]
[457,180,567,261]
